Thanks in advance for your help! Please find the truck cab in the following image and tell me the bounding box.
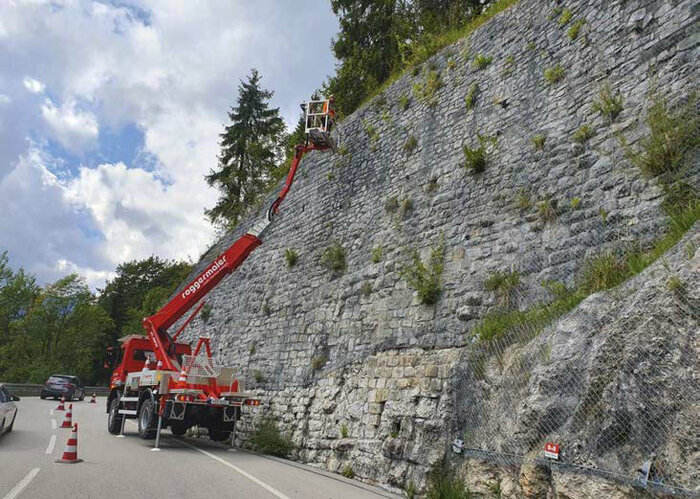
[106,334,191,413]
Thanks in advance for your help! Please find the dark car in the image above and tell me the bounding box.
[0,384,19,435]
[40,375,85,401]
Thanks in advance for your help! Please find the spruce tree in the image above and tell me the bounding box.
[206,69,285,229]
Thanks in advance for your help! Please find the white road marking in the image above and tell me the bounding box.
[49,409,54,416]
[2,467,40,499]
[50,419,56,430]
[45,435,56,455]
[177,439,291,499]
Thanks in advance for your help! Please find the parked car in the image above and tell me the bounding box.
[0,384,19,435]
[40,375,85,401]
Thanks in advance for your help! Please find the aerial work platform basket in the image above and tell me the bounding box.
[303,97,338,152]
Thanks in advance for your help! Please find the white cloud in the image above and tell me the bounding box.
[23,76,45,93]
[0,0,339,288]
[40,98,99,154]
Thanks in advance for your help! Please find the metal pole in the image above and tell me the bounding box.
[117,394,126,438]
[152,413,163,451]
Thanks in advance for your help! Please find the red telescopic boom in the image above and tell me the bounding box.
[142,98,336,373]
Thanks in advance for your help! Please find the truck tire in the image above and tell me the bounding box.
[107,396,123,435]
[208,428,231,442]
[137,398,157,440]
[170,424,187,437]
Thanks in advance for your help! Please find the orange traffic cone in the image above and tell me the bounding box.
[60,404,73,428]
[56,397,65,411]
[90,393,96,404]
[55,423,83,464]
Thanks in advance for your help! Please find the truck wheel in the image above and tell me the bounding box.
[170,424,187,437]
[137,398,157,440]
[107,397,123,435]
[208,428,231,442]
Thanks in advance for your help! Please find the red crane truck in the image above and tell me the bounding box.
[105,98,337,447]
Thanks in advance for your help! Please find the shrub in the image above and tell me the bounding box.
[414,69,442,107]
[406,481,417,499]
[447,58,456,70]
[254,369,265,383]
[340,423,349,438]
[537,198,558,223]
[399,197,413,217]
[262,302,271,315]
[342,465,355,479]
[570,197,581,210]
[542,279,572,301]
[200,303,212,323]
[371,246,383,263]
[463,143,487,173]
[624,97,698,178]
[465,82,479,110]
[484,270,520,306]
[544,64,565,84]
[249,343,256,355]
[548,7,562,20]
[425,458,471,499]
[385,195,399,213]
[527,41,536,51]
[531,134,546,151]
[320,242,347,274]
[426,178,439,193]
[516,190,531,210]
[666,276,684,294]
[400,237,445,305]
[592,83,624,123]
[568,18,586,40]
[572,124,594,143]
[361,281,372,296]
[399,94,410,111]
[502,54,516,77]
[284,248,298,268]
[250,419,294,457]
[559,8,573,26]
[363,119,379,146]
[311,355,328,370]
[473,54,492,70]
[404,134,418,154]
[579,252,627,294]
[661,182,697,216]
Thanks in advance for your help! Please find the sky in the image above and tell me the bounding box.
[0,0,339,289]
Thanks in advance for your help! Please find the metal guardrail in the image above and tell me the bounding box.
[0,383,110,397]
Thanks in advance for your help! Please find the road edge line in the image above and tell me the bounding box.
[45,435,56,455]
[3,467,40,499]
[176,439,291,499]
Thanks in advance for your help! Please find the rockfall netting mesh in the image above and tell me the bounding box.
[452,211,698,496]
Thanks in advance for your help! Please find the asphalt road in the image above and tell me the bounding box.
[0,397,398,499]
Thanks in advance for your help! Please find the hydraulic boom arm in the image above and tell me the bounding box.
[143,115,334,373]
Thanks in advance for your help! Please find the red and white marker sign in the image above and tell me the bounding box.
[544,442,560,460]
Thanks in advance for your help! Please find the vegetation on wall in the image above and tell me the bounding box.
[250,419,294,457]
[321,242,347,274]
[400,236,445,305]
[592,82,624,123]
[623,95,698,179]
